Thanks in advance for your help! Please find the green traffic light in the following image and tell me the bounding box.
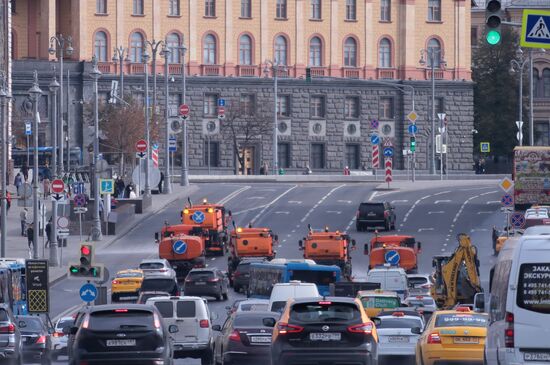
[69,266,79,274]
[486,30,501,45]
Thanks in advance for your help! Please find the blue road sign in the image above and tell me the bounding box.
[510,212,526,229]
[408,124,418,134]
[169,137,177,152]
[152,143,158,150]
[385,250,401,265]
[370,134,380,145]
[371,120,379,130]
[74,193,86,207]
[501,194,514,207]
[72,182,85,195]
[218,99,226,107]
[521,10,550,48]
[383,147,394,157]
[480,142,490,153]
[192,211,205,224]
[172,240,188,255]
[80,283,98,303]
[25,123,32,136]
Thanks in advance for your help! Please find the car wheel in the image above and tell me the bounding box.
[201,349,214,365]
[233,285,241,293]
[222,291,228,301]
[41,353,52,365]
[111,294,117,303]
[216,292,223,301]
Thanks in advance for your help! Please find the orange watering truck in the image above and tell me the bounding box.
[155,232,206,279]
[364,233,422,273]
[299,226,356,279]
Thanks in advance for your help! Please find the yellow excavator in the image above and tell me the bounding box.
[431,233,482,309]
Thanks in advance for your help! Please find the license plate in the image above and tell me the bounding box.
[119,296,138,300]
[106,339,136,347]
[524,352,550,361]
[310,333,341,341]
[250,336,271,343]
[388,336,408,343]
[195,282,206,285]
[453,337,479,344]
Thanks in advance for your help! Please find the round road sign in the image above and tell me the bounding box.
[510,212,525,229]
[51,179,65,194]
[179,104,190,116]
[371,120,379,130]
[370,134,380,145]
[172,240,188,255]
[383,147,394,157]
[192,211,205,224]
[385,250,401,265]
[501,194,513,207]
[57,216,69,229]
[74,193,86,207]
[135,139,147,153]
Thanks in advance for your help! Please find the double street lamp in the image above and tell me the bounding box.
[48,75,60,265]
[112,47,130,99]
[90,56,103,241]
[179,43,189,187]
[263,60,287,175]
[0,71,11,257]
[510,48,529,147]
[160,42,172,194]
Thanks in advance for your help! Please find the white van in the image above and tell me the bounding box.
[365,265,409,301]
[480,226,550,365]
[268,282,320,313]
[146,296,214,364]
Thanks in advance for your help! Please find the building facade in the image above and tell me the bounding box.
[10,0,474,174]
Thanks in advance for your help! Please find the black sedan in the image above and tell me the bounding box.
[212,311,280,365]
[15,315,53,365]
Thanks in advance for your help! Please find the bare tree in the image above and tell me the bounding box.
[220,99,272,175]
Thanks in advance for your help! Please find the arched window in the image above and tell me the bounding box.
[344,37,357,67]
[427,38,442,68]
[309,37,322,66]
[130,32,144,63]
[94,31,108,62]
[534,68,541,98]
[379,38,391,68]
[544,69,550,98]
[203,34,217,64]
[239,35,252,65]
[166,33,181,64]
[274,36,288,65]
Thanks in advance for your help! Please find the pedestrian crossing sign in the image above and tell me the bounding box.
[521,9,550,48]
[99,179,114,195]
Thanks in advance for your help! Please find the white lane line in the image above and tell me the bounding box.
[217,185,251,205]
[326,211,342,214]
[428,211,445,215]
[282,239,287,243]
[53,303,85,322]
[418,228,435,232]
[247,196,266,200]
[210,258,215,261]
[448,191,488,234]
[249,185,298,224]
[278,245,282,248]
[477,211,493,214]
[337,200,352,204]
[402,191,450,223]
[368,191,378,202]
[300,185,346,223]
[391,200,409,204]
[274,211,290,215]
[288,200,302,204]
[471,228,489,232]
[232,204,270,215]
[287,234,291,237]
[486,201,500,205]
[256,189,277,192]
[291,230,296,233]
[435,200,452,204]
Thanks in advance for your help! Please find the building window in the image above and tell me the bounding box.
[203,94,218,116]
[346,0,356,20]
[534,69,541,98]
[311,0,321,19]
[132,0,144,15]
[166,33,181,63]
[169,0,180,15]
[471,27,478,46]
[240,94,255,116]
[96,0,107,14]
[276,0,287,19]
[535,122,550,146]
[94,31,108,62]
[239,35,252,65]
[379,38,391,68]
[344,96,359,119]
[428,0,441,21]
[544,69,550,98]
[380,0,390,21]
[310,96,325,118]
[344,37,357,67]
[277,95,290,117]
[241,0,251,17]
[427,38,442,68]
[310,143,325,169]
[204,141,220,167]
[274,36,288,65]
[278,143,291,168]
[10,0,15,13]
[379,97,394,119]
[309,37,322,66]
[205,0,216,17]
[130,32,144,63]
[169,93,182,116]
[435,97,445,114]
[203,34,216,64]
[345,144,360,169]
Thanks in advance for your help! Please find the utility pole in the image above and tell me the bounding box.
[180,41,189,187]
[162,42,172,194]
[263,61,287,175]
[0,72,9,257]
[49,75,60,265]
[90,56,103,241]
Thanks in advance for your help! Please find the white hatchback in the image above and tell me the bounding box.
[52,316,74,361]
[373,311,424,359]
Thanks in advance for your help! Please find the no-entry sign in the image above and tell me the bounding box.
[179,104,190,117]
[135,139,147,153]
[51,179,65,194]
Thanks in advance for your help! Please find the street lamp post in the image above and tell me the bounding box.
[28,71,43,259]
[142,49,151,197]
[179,42,189,187]
[48,34,73,176]
[510,48,529,147]
[112,47,129,99]
[90,56,103,241]
[48,75,60,266]
[0,72,9,257]
[161,43,172,194]
[263,60,287,175]
[419,48,446,175]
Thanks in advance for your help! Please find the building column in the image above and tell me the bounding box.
[77,0,88,60]
[224,0,235,76]
[455,0,471,80]
[399,0,418,80]
[329,0,340,76]
[152,0,161,41]
[295,0,306,77]
[260,0,268,67]
[364,0,375,79]
[188,0,200,75]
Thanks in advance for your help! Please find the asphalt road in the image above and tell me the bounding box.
[48,181,505,365]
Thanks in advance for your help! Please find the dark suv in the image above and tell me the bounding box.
[231,259,263,293]
[68,304,173,365]
[183,269,229,301]
[356,202,396,231]
[269,297,378,365]
[0,304,22,365]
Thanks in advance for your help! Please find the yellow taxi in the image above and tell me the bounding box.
[415,307,488,365]
[111,269,144,302]
[357,290,401,318]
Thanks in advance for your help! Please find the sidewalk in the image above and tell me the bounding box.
[4,183,198,285]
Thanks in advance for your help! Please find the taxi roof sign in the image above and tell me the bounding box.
[521,9,550,49]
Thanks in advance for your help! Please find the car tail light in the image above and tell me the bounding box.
[0,323,15,333]
[392,312,405,317]
[111,280,119,285]
[159,269,167,272]
[185,278,193,283]
[208,278,220,282]
[81,315,89,329]
[53,332,64,338]
[455,306,471,312]
[233,271,241,277]
[277,323,303,334]
[427,332,441,344]
[319,301,332,305]
[36,335,46,344]
[200,320,209,328]
[348,322,373,335]
[505,312,514,348]
[229,330,241,342]
[154,313,161,329]
[114,309,128,313]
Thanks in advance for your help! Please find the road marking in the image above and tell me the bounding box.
[249,185,298,224]
[53,303,84,322]
[428,211,445,214]
[278,245,282,248]
[211,258,215,261]
[232,204,269,215]
[275,211,290,215]
[391,200,409,204]
[403,191,450,223]
[287,234,291,237]
[326,210,342,214]
[477,211,493,214]
[282,239,287,242]
[288,200,302,204]
[256,188,277,192]
[418,228,435,232]
[435,200,451,204]
[291,230,296,233]
[443,243,448,246]
[337,200,352,204]
[300,185,345,223]
[486,201,500,205]
[368,191,378,202]
[247,196,265,200]
[218,185,251,205]
[471,228,489,232]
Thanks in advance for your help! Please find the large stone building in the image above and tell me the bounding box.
[9,0,474,174]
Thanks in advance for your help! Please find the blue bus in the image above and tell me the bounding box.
[0,259,27,315]
[248,259,342,298]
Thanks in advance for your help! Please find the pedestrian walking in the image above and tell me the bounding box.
[26,223,34,250]
[21,164,28,182]
[20,208,28,236]
[14,173,22,193]
[6,192,10,213]
[116,177,125,199]
[158,172,164,194]
[129,186,137,199]
[343,166,351,176]
[45,219,52,248]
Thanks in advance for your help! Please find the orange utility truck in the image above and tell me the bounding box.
[227,225,278,279]
[155,233,206,279]
[364,234,422,273]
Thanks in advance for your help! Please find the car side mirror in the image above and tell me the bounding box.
[351,239,356,247]
[417,242,422,252]
[298,240,303,249]
[154,232,159,242]
[69,326,78,335]
[228,210,232,217]
[212,325,222,331]
[371,317,381,327]
[411,327,422,335]
[474,293,485,313]
[168,325,179,334]
[364,243,369,255]
[263,318,276,328]
[48,328,54,334]
[274,235,279,242]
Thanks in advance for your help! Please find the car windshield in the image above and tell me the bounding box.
[406,298,434,306]
[17,317,43,332]
[88,310,154,330]
[56,318,74,330]
[239,303,269,311]
[187,271,215,280]
[141,279,177,293]
[234,314,277,327]
[0,309,9,321]
[377,317,422,329]
[140,262,165,270]
[361,296,400,308]
[236,264,251,273]
[360,203,384,215]
[291,302,360,323]
[408,277,428,287]
[434,313,488,328]
[117,271,142,278]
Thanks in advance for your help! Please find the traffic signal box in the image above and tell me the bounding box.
[68,244,104,279]
[410,136,416,152]
[486,0,503,45]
